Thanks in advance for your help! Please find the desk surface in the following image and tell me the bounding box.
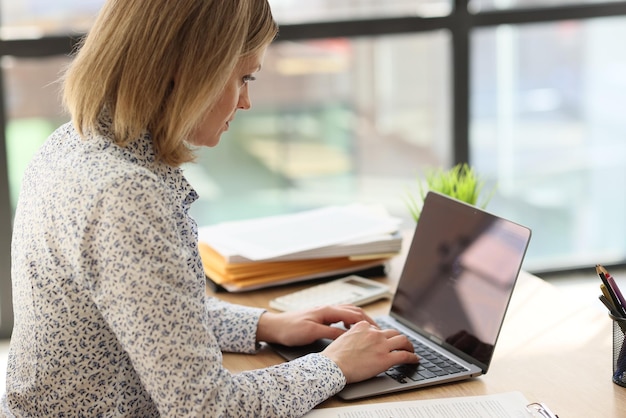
[210,267,626,417]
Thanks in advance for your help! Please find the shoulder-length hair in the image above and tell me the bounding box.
[63,0,278,166]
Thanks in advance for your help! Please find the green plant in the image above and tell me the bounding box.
[405,163,496,222]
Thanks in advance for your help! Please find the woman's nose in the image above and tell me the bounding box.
[238,87,251,110]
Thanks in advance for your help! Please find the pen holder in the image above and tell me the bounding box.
[609,313,626,387]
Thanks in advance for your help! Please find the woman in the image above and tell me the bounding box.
[2,0,418,416]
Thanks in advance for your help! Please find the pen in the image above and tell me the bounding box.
[600,265,626,310]
[597,265,626,317]
[600,295,621,317]
[601,284,615,308]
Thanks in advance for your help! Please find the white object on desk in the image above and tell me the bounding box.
[198,204,402,261]
[303,391,545,417]
[269,275,391,311]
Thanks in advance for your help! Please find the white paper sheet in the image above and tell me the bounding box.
[198,204,402,261]
[303,392,534,418]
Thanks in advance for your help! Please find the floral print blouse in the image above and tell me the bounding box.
[2,118,345,417]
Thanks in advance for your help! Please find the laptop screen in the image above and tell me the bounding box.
[390,192,531,371]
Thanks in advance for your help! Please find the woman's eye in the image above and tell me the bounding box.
[242,75,256,84]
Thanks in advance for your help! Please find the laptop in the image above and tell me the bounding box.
[271,191,532,400]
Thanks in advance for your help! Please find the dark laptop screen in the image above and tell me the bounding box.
[390,192,531,370]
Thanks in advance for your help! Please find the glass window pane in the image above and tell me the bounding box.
[1,1,103,37]
[0,1,453,37]
[269,0,452,23]
[469,0,622,12]
[2,34,451,230]
[470,17,626,271]
[186,32,451,227]
[3,56,68,211]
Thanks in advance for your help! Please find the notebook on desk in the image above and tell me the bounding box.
[271,191,532,400]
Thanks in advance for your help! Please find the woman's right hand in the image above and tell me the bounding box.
[321,320,420,384]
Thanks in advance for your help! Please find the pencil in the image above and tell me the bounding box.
[597,265,626,317]
[600,265,626,309]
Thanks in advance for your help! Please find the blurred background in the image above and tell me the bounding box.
[3,0,626,337]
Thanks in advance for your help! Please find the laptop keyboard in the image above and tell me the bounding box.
[377,318,469,384]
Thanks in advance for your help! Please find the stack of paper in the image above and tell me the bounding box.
[197,205,403,292]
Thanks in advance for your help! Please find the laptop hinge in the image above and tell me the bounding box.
[429,335,444,345]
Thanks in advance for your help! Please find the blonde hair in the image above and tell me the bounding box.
[63,0,278,166]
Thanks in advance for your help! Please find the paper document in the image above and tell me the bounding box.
[303,392,533,418]
[198,205,402,261]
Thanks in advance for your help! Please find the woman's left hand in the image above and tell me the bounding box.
[256,305,378,347]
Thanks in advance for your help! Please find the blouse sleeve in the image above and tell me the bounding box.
[82,171,346,417]
[203,295,265,353]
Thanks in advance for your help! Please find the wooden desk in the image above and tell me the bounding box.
[210,269,626,417]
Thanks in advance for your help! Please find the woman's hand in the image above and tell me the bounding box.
[256,304,377,347]
[322,321,419,383]
[256,306,419,384]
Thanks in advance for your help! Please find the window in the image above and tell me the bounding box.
[3,56,69,211]
[187,33,451,227]
[469,0,623,11]
[269,0,452,22]
[3,1,626,336]
[1,0,102,37]
[471,16,626,270]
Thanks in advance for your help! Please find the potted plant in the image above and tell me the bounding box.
[406,163,496,222]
